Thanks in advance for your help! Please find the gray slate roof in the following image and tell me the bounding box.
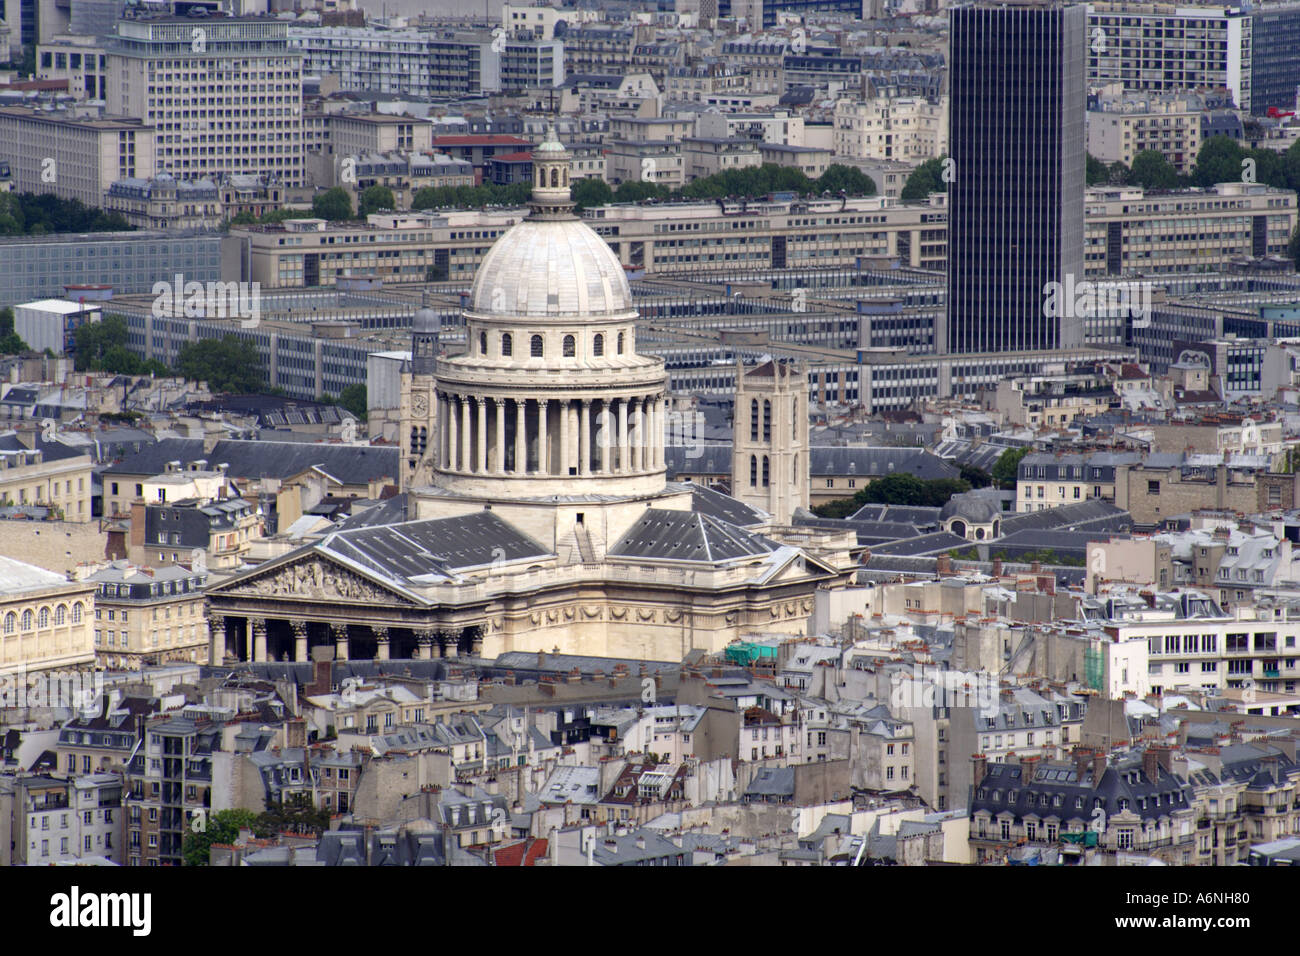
[609,509,776,563]
[104,438,399,486]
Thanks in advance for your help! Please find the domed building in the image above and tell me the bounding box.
[205,128,854,664]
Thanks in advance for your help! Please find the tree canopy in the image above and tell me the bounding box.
[899,156,949,201]
[0,307,31,355]
[312,187,354,221]
[991,446,1029,489]
[176,336,264,394]
[357,185,396,217]
[0,192,134,236]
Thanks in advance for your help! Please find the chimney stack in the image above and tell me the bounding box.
[1142,747,1160,783]
[936,553,952,576]
[992,557,1003,578]
[1072,747,1091,781]
[1093,750,1108,784]
[971,753,988,788]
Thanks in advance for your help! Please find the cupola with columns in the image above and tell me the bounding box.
[423,123,669,500]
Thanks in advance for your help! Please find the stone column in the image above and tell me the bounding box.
[447,395,459,471]
[445,632,459,658]
[651,395,662,468]
[515,399,527,474]
[413,628,435,659]
[207,615,225,666]
[579,400,592,476]
[559,397,570,475]
[537,398,549,475]
[476,396,487,473]
[291,620,308,662]
[460,397,472,473]
[373,626,390,661]
[250,617,267,663]
[596,402,609,474]
[331,623,349,662]
[629,395,639,470]
[618,398,629,473]
[437,393,447,468]
[494,398,506,474]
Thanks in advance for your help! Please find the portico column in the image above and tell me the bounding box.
[537,398,549,475]
[515,399,527,474]
[476,396,487,473]
[373,626,390,661]
[494,398,506,474]
[618,398,629,473]
[460,397,472,473]
[445,632,459,658]
[447,395,459,470]
[580,400,592,476]
[207,615,225,666]
[331,623,349,662]
[413,628,435,659]
[559,397,570,475]
[291,620,308,662]
[250,617,267,663]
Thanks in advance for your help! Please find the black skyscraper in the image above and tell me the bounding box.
[944,1,1085,354]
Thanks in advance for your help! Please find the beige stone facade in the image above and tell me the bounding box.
[207,130,853,664]
[0,556,95,677]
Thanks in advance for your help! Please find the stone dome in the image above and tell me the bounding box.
[468,217,634,319]
[940,491,1002,524]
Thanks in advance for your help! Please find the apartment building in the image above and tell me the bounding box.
[1,773,123,865]
[126,716,219,866]
[104,174,222,231]
[127,495,261,573]
[335,151,474,209]
[326,111,433,159]
[36,35,109,100]
[1108,611,1300,698]
[1088,2,1253,112]
[106,15,304,186]
[0,446,94,522]
[969,749,1199,864]
[84,561,209,668]
[0,105,155,206]
[1086,85,1207,175]
[833,95,947,163]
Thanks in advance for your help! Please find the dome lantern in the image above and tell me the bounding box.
[529,122,575,220]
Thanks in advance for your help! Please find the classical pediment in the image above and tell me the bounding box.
[210,556,415,606]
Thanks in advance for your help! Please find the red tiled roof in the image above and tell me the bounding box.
[434,135,532,146]
[490,151,534,162]
[494,837,548,866]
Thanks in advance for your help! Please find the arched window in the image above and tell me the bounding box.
[71,603,82,624]
[501,333,513,356]
[550,167,559,188]
[763,400,771,441]
[750,454,758,487]
[563,334,575,357]
[617,332,625,354]
[54,605,66,625]
[750,399,759,441]
[762,456,770,487]
[21,609,33,630]
[530,335,544,357]
[38,606,49,628]
[479,331,487,355]
[593,333,604,356]
[793,396,799,439]
[3,612,14,634]
[792,454,798,484]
